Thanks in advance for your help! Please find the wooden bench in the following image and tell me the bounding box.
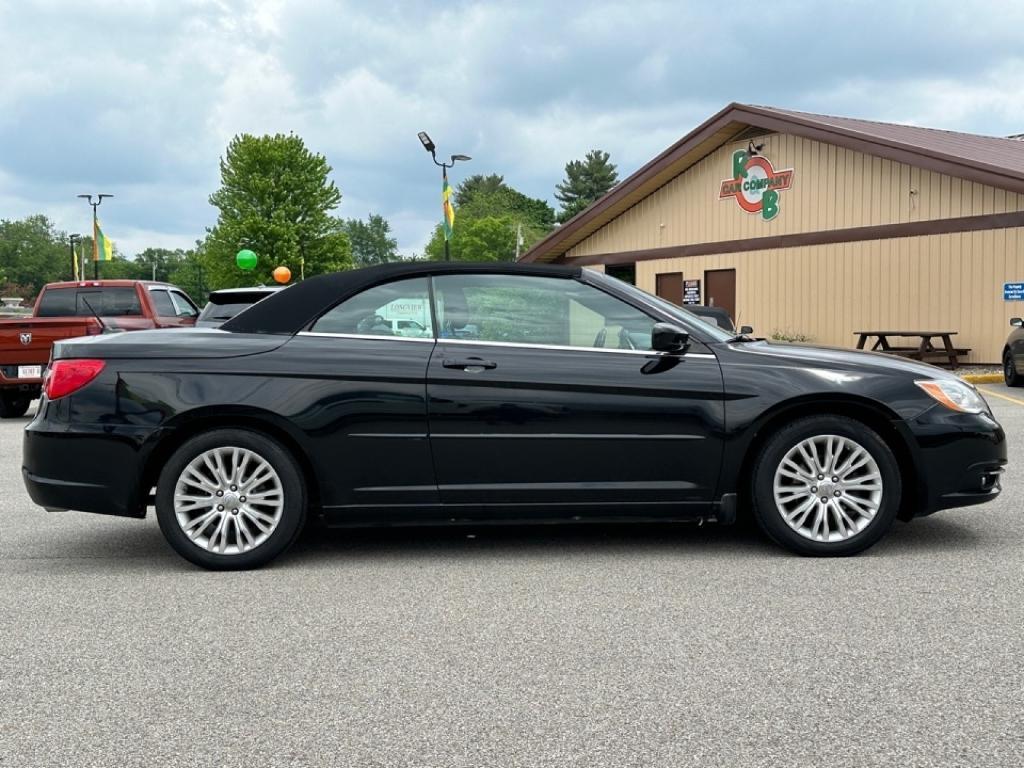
[854,331,970,369]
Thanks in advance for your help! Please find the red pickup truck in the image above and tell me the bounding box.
[0,280,199,417]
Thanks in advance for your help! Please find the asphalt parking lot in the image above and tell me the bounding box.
[2,388,1022,768]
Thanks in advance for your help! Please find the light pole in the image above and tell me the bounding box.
[417,132,470,262]
[77,193,113,279]
[68,233,81,280]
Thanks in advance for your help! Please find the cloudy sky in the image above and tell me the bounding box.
[2,0,1023,257]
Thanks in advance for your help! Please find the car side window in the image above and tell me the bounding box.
[169,291,198,318]
[149,289,176,317]
[432,274,657,351]
[310,277,434,338]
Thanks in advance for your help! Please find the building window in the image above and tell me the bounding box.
[606,263,636,285]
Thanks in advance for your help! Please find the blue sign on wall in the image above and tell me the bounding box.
[1005,282,1024,301]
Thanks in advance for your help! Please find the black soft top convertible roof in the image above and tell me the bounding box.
[221,261,581,335]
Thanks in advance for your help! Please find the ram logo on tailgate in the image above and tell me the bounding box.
[19,332,32,345]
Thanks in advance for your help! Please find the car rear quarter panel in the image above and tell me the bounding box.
[98,336,436,510]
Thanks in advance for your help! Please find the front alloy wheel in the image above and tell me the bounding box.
[772,435,883,542]
[156,429,306,570]
[752,415,901,556]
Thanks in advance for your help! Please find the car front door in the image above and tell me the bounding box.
[426,272,724,517]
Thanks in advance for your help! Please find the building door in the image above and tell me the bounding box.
[655,272,684,306]
[704,269,736,324]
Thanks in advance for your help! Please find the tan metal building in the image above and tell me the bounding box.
[521,104,1024,363]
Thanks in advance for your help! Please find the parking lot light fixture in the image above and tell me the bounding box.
[77,193,114,279]
[416,132,471,262]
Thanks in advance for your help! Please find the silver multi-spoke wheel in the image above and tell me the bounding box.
[772,434,883,543]
[173,446,284,555]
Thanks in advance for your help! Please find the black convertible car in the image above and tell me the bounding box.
[23,263,1006,569]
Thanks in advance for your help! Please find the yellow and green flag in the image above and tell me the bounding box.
[442,172,455,240]
[93,221,113,262]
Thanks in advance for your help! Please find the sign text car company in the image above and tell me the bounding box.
[719,146,794,221]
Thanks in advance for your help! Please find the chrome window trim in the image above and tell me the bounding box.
[296,331,716,358]
[437,337,716,359]
[297,331,434,343]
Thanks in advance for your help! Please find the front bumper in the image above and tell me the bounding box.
[22,406,164,519]
[905,406,1007,516]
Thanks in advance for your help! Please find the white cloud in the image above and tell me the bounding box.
[2,0,1024,259]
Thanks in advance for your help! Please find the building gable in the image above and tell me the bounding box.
[566,132,1024,260]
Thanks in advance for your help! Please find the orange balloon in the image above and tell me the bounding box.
[272,266,292,284]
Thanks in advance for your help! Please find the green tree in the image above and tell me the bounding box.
[456,174,555,229]
[424,215,518,262]
[204,133,352,287]
[0,215,69,297]
[132,247,189,282]
[454,174,507,208]
[167,243,210,302]
[341,214,399,267]
[423,174,555,262]
[554,149,619,223]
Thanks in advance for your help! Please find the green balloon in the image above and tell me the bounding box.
[236,249,258,270]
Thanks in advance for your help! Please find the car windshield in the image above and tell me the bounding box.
[588,272,735,342]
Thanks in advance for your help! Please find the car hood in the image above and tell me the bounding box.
[718,339,962,380]
[52,328,289,360]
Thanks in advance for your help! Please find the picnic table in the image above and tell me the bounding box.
[854,331,970,369]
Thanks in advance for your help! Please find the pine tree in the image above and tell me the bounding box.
[554,149,619,223]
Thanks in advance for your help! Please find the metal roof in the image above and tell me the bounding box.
[752,105,1024,181]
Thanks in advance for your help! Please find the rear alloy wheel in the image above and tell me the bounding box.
[1004,351,1021,387]
[156,429,306,570]
[0,393,31,419]
[752,416,901,556]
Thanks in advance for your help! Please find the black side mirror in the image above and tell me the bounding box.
[1011,317,1023,328]
[651,322,690,353]
[739,325,754,335]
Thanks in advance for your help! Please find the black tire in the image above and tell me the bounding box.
[1004,350,1021,387]
[155,429,307,570]
[751,415,901,556]
[0,393,30,418]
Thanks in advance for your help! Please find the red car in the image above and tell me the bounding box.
[0,280,198,417]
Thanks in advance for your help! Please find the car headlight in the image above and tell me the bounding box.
[915,379,987,414]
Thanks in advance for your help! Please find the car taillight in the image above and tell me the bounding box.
[43,359,106,400]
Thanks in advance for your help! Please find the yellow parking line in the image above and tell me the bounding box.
[980,386,1024,407]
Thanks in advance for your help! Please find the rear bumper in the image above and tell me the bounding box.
[0,364,44,390]
[22,411,164,519]
[907,407,1007,516]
